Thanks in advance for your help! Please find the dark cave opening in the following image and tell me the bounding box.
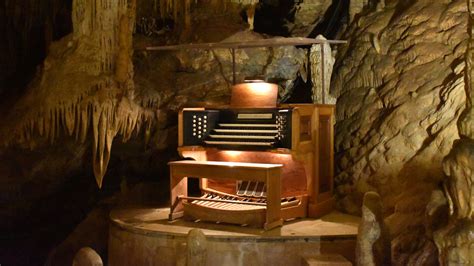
[246,0,296,37]
[309,0,349,39]
[0,0,73,109]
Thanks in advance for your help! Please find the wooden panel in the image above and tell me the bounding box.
[265,168,283,229]
[281,196,307,220]
[169,161,282,182]
[308,197,335,218]
[299,116,312,141]
[178,110,183,146]
[206,150,308,198]
[183,202,266,227]
[308,105,335,218]
[291,105,316,153]
[318,114,332,194]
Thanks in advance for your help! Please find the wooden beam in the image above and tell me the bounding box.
[144,37,347,51]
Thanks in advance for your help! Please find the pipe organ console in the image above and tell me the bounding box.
[169,81,335,230]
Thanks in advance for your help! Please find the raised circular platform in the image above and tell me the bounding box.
[109,207,359,265]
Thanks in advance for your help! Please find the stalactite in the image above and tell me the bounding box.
[0,0,157,188]
[246,4,256,31]
[92,100,117,188]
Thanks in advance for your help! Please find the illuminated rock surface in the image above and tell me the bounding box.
[333,0,467,264]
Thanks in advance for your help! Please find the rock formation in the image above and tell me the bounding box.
[0,0,153,188]
[292,0,332,36]
[349,0,369,22]
[5,0,471,264]
[435,140,474,265]
[349,0,386,23]
[333,0,467,264]
[356,191,390,266]
[433,0,474,264]
[72,247,103,266]
[135,30,307,114]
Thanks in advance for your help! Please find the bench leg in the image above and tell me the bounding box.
[264,169,283,230]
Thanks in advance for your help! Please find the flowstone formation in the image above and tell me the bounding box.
[435,140,474,264]
[0,0,153,188]
[434,0,474,264]
[332,0,467,264]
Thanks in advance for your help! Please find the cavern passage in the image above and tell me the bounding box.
[1,0,473,265]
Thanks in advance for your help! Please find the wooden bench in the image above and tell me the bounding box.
[168,160,283,230]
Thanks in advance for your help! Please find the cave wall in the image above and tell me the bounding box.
[2,0,469,264]
[434,0,474,264]
[333,0,467,264]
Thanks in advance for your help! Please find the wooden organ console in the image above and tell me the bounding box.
[169,81,335,230]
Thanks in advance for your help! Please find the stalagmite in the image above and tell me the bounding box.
[310,35,336,104]
[356,191,391,266]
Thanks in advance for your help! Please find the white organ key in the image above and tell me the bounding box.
[218,123,277,128]
[209,135,275,140]
[204,141,274,146]
[213,129,278,134]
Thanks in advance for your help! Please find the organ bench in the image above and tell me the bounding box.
[169,160,284,230]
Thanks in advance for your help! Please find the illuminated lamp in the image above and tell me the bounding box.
[230,80,278,108]
[222,150,243,159]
